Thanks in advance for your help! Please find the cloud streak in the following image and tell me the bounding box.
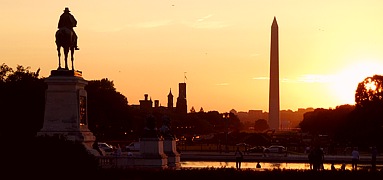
[197,14,213,22]
[181,14,231,29]
[128,20,173,28]
[216,83,229,86]
[90,20,173,32]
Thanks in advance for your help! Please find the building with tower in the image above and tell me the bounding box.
[176,82,187,115]
[268,17,280,130]
[139,94,153,113]
[167,88,174,110]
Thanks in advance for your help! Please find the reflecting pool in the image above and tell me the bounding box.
[181,161,376,171]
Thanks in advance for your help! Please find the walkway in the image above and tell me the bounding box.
[179,151,383,164]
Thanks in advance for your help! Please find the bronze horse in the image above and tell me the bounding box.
[55,27,75,70]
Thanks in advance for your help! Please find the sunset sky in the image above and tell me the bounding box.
[2,0,383,113]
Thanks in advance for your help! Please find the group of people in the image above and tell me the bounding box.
[308,145,379,171]
[308,145,358,171]
[308,145,325,171]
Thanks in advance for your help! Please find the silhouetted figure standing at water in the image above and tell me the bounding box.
[310,145,324,171]
[256,162,261,168]
[234,147,243,169]
[331,163,336,171]
[341,162,346,171]
[351,147,360,171]
[308,146,314,170]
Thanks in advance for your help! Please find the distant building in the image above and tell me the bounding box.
[176,82,187,115]
[235,108,314,130]
[133,82,187,115]
[167,88,173,109]
[154,100,160,108]
[139,94,153,113]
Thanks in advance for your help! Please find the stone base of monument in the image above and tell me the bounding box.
[132,138,168,169]
[37,130,99,156]
[36,71,99,156]
[163,138,181,169]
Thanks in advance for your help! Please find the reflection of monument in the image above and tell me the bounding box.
[269,17,280,130]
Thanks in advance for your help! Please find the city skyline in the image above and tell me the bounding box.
[2,1,383,113]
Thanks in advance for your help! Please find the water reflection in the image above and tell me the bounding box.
[181,161,357,171]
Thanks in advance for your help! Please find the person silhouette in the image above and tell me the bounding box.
[256,162,261,168]
[234,147,243,169]
[58,7,79,50]
[351,147,360,171]
[331,163,336,171]
[341,162,346,171]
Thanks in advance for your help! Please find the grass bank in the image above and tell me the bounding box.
[94,167,383,180]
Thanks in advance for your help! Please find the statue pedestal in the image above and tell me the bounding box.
[37,70,98,156]
[163,138,181,169]
[133,137,168,169]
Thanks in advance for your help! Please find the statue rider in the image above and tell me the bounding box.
[58,7,79,50]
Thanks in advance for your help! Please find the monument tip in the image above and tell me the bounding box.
[272,16,278,27]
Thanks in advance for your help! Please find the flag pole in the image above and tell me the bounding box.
[184,72,187,83]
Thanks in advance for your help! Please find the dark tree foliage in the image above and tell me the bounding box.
[299,105,354,140]
[85,78,133,142]
[168,111,243,143]
[170,111,214,137]
[355,74,383,109]
[254,119,269,132]
[299,75,383,148]
[0,63,13,81]
[341,106,383,147]
[0,64,137,143]
[4,135,100,178]
[0,64,46,140]
[342,74,383,147]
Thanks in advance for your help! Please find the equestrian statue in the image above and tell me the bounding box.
[55,7,80,70]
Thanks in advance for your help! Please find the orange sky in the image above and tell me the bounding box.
[2,1,383,113]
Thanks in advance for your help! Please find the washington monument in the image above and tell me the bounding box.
[269,17,280,130]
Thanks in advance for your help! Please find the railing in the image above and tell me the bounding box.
[97,155,137,169]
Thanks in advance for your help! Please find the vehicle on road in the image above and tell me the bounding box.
[126,141,140,152]
[98,142,114,152]
[263,145,288,157]
[247,146,266,153]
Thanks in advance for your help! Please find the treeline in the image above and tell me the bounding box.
[0,64,242,144]
[1,63,382,150]
[299,75,383,149]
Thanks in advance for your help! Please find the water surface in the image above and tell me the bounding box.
[181,161,374,171]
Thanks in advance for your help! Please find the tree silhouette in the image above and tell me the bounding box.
[346,74,383,146]
[85,78,133,142]
[254,119,269,132]
[355,74,383,109]
[0,64,46,140]
[299,75,383,148]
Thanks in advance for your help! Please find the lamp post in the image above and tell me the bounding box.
[223,112,230,153]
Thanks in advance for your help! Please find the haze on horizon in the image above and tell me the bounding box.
[1,0,383,113]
